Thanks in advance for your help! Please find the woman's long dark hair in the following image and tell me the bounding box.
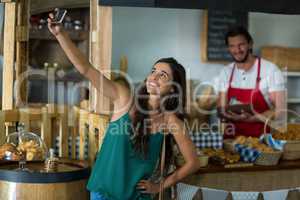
[131,57,187,169]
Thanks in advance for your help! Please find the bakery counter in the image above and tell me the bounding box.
[182,160,300,192]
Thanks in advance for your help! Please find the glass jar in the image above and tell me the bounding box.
[0,130,48,161]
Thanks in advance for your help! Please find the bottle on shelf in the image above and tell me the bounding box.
[43,62,50,70]
[53,62,59,70]
[73,20,83,30]
[64,16,73,30]
[38,18,47,30]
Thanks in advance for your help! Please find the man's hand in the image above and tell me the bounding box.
[226,111,255,122]
[218,107,256,122]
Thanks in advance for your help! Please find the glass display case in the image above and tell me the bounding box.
[0,131,47,161]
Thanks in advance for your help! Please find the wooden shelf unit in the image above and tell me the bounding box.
[28,8,89,104]
[29,29,88,41]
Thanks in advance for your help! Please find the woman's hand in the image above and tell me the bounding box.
[47,13,63,36]
[136,180,160,194]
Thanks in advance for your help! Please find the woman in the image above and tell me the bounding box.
[48,13,200,200]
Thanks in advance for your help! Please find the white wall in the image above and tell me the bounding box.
[112,7,223,85]
[111,7,300,86]
[249,13,300,51]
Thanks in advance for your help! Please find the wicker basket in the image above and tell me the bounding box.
[222,116,285,166]
[254,151,282,166]
[225,117,283,166]
[250,114,286,166]
[282,140,300,160]
[224,138,282,166]
[271,120,300,160]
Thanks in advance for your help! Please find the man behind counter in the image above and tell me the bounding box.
[217,26,286,138]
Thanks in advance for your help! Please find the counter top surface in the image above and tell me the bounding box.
[195,159,300,174]
[0,158,90,183]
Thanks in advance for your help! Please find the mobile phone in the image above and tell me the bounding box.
[52,8,67,24]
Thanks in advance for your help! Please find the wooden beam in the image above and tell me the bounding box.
[88,113,109,164]
[71,106,80,159]
[58,106,69,158]
[96,6,112,114]
[1,110,19,122]
[30,0,89,15]
[41,106,52,151]
[89,0,97,113]
[89,1,112,114]
[0,112,6,145]
[15,0,30,107]
[79,109,89,160]
[2,2,17,110]
[0,110,19,143]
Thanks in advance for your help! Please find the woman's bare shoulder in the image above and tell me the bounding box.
[111,82,133,120]
[163,113,185,134]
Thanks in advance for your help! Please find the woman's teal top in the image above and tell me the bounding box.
[87,112,163,200]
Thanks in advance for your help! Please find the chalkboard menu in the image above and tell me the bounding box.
[201,10,248,62]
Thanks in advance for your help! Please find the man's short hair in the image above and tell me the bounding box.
[225,26,253,46]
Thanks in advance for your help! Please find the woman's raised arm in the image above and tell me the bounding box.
[47,13,119,101]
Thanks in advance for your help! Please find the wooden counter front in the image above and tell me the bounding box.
[183,160,300,191]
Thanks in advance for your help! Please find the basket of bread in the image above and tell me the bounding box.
[230,136,282,166]
[0,131,47,161]
[272,123,300,160]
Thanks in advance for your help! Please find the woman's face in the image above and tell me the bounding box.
[146,62,174,96]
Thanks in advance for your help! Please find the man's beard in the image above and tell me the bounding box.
[232,49,250,63]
